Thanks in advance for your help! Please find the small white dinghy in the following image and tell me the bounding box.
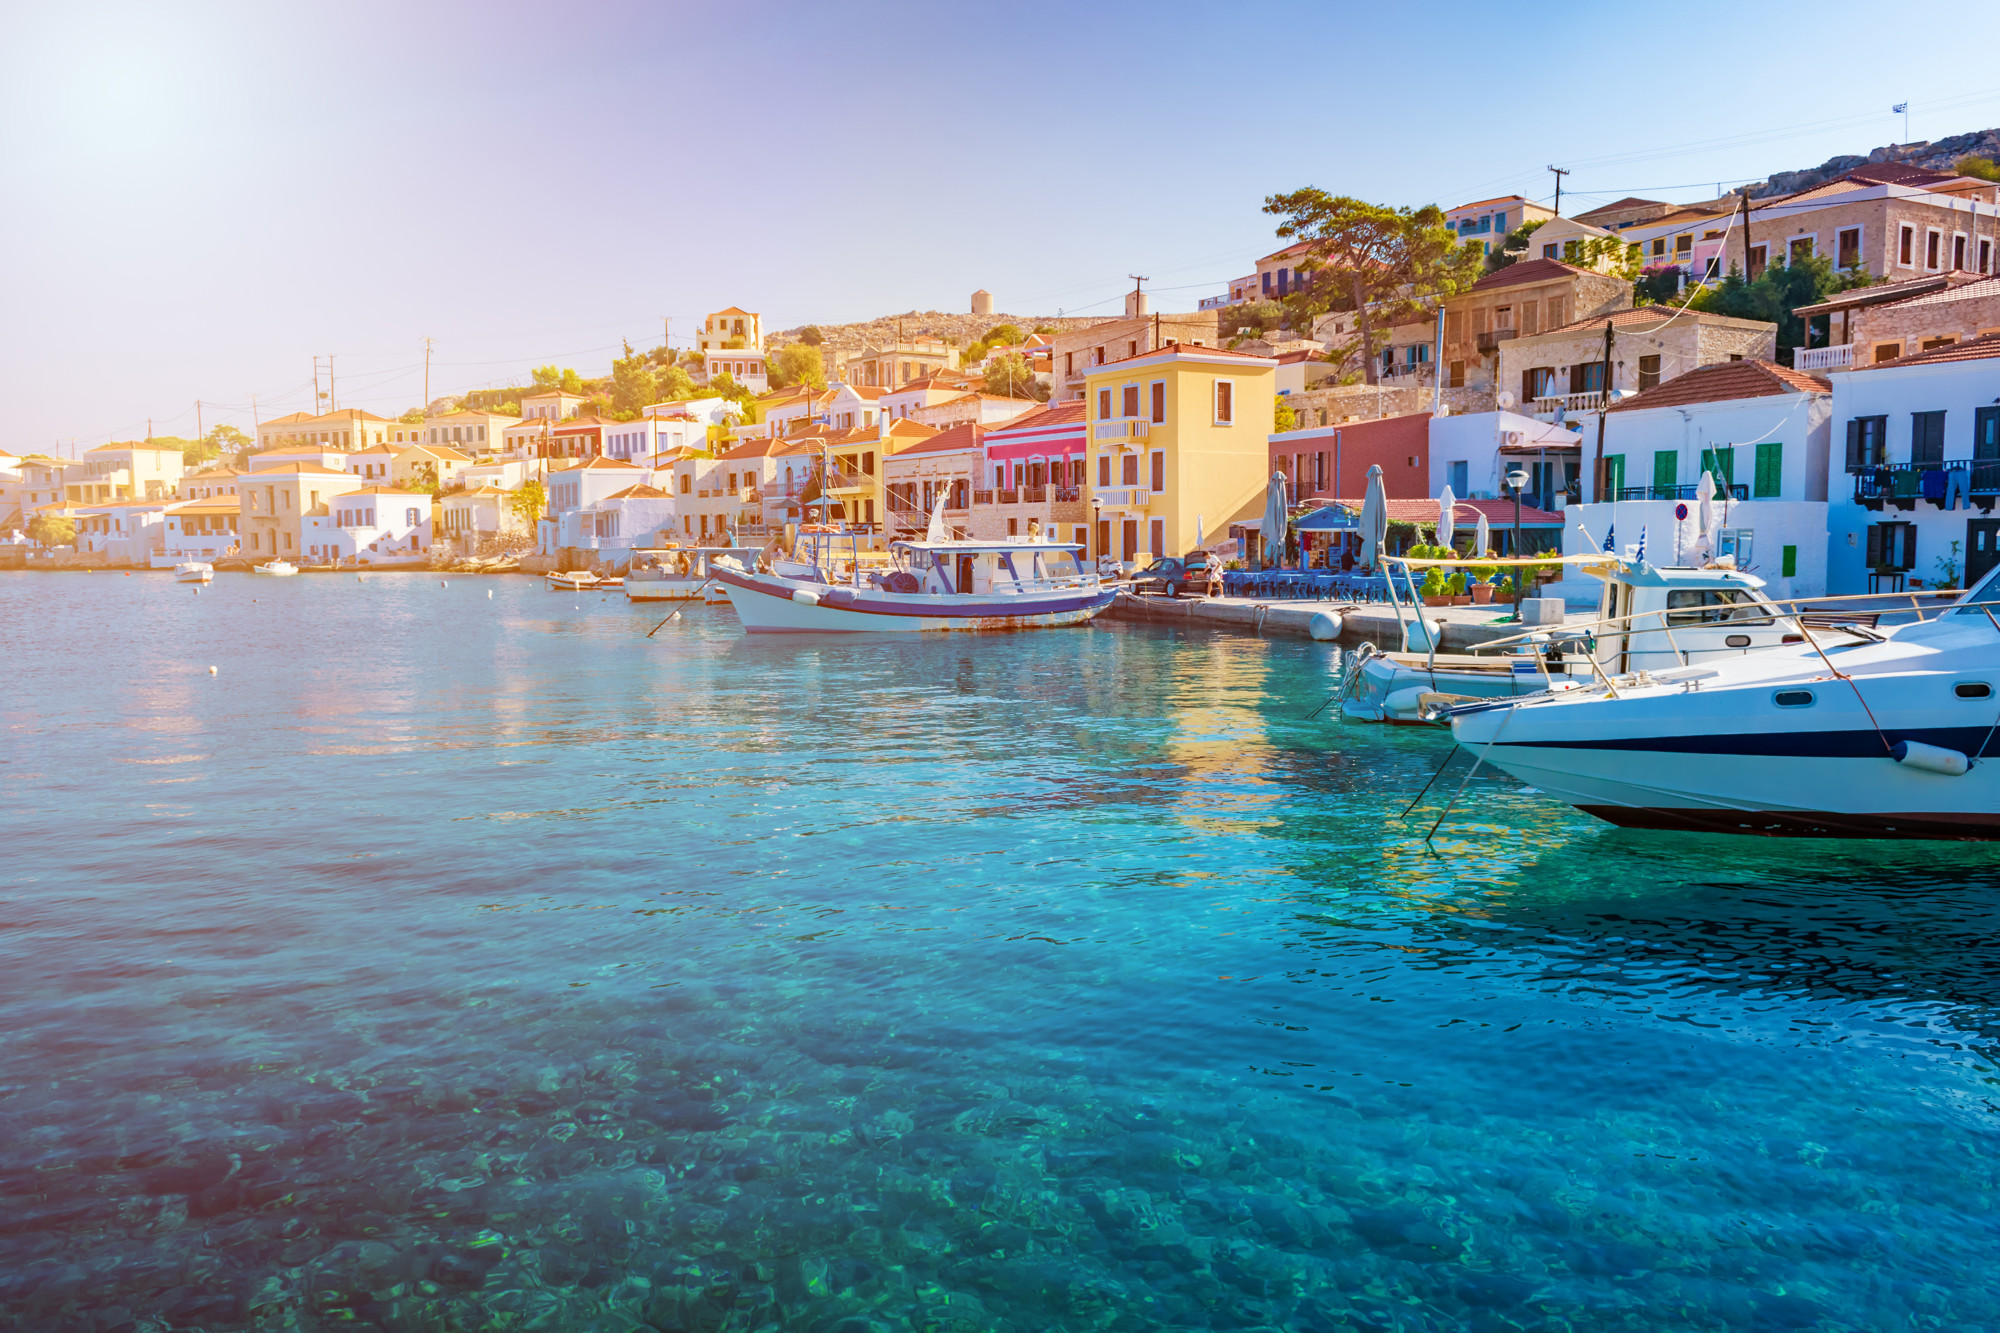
[545,569,601,592]
[174,562,214,584]
[253,560,299,577]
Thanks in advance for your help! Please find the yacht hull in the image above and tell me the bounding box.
[715,568,1113,633]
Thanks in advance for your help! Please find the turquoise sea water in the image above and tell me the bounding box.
[4,571,1999,1332]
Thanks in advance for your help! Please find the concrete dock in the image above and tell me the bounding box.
[1105,591,1567,651]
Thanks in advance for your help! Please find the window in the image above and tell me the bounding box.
[1448,361,1465,389]
[1911,410,1946,466]
[1121,454,1139,486]
[1150,451,1164,493]
[1954,234,1968,271]
[1150,381,1165,423]
[1845,415,1888,469]
[1638,354,1662,391]
[1782,545,1798,578]
[1926,230,1942,270]
[1122,385,1140,418]
[1450,460,1468,495]
[1788,237,1815,267]
[1747,243,1767,278]
[1098,389,1112,420]
[1665,588,1772,626]
[1150,519,1165,557]
[1866,521,1917,570]
[1983,239,1995,274]
[1774,690,1815,708]
[1652,450,1677,492]
[1127,341,1138,359]
[1700,445,1734,488]
[1542,242,1558,259]
[1214,380,1233,424]
[1675,233,1693,256]
[1098,455,1111,487]
[1753,442,1783,498]
[1899,225,1915,266]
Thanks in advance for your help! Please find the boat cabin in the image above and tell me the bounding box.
[888,540,1091,596]
[1591,563,1797,674]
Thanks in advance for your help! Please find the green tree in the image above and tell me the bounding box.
[1220,299,1285,341]
[1274,398,1299,432]
[983,352,1049,401]
[1485,218,1548,273]
[980,322,1024,348]
[531,365,560,388]
[770,343,827,391]
[511,479,546,529]
[1955,155,2000,182]
[797,326,825,345]
[611,341,660,413]
[1689,253,1878,361]
[560,368,584,395]
[1261,191,1482,384]
[27,511,76,547]
[656,365,698,399]
[407,461,441,495]
[400,408,425,424]
[1032,324,1058,335]
[707,371,752,404]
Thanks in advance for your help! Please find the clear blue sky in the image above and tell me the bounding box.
[6,0,2000,452]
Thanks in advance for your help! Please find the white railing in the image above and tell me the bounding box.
[1094,487,1151,509]
[1092,420,1153,441]
[1796,344,1856,371]
[1531,392,1604,419]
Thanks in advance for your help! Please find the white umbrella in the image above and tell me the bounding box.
[1696,470,1716,542]
[1194,513,1204,551]
[925,485,951,543]
[1360,464,1388,569]
[1261,470,1290,568]
[1437,485,1457,551]
[1474,510,1491,558]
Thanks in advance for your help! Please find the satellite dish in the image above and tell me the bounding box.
[1496,390,1517,409]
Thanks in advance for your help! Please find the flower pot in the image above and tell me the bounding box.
[1451,595,1472,606]
[1422,595,1451,607]
[1470,584,1494,605]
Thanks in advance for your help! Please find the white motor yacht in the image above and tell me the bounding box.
[625,547,759,603]
[1344,555,1803,724]
[545,569,601,592]
[174,562,214,584]
[1445,568,2000,839]
[252,560,299,577]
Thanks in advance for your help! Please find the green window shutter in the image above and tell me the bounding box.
[1653,451,1678,489]
[1754,442,1783,497]
[1716,445,1734,485]
[1781,544,1797,577]
[1610,454,1625,492]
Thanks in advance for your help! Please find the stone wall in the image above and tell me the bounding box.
[1851,290,2000,360]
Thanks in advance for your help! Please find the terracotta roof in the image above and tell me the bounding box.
[340,485,430,497]
[552,416,612,430]
[448,487,511,498]
[1607,358,1828,412]
[1448,194,1537,212]
[188,465,244,477]
[708,306,757,318]
[552,457,642,471]
[1537,306,1770,338]
[1792,272,1965,316]
[522,387,584,399]
[167,497,241,512]
[1867,273,2000,311]
[1857,331,2000,371]
[984,400,1087,437]
[1097,341,1277,369]
[261,411,316,426]
[1573,196,1669,218]
[1468,257,1591,291]
[893,422,985,458]
[258,462,354,475]
[1256,239,1314,264]
[601,484,671,500]
[1838,162,1959,189]
[717,437,783,461]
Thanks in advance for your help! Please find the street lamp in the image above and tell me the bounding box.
[1505,467,1530,563]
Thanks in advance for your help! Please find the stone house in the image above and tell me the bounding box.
[882,422,985,540]
[1498,307,1776,420]
[1441,259,1632,394]
[1796,272,2000,372]
[909,392,1039,431]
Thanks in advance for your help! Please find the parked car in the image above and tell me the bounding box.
[1130,552,1213,597]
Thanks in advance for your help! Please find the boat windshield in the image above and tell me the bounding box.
[1955,564,2000,615]
[1663,588,1775,626]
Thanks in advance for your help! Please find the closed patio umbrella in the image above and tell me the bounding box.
[1261,471,1290,568]
[1474,510,1491,559]
[1696,471,1716,544]
[1360,464,1388,569]
[1437,485,1457,551]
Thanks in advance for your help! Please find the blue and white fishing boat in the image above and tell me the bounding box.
[712,496,1113,634]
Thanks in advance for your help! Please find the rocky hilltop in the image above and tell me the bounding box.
[1750,126,2000,197]
[772,310,1108,362]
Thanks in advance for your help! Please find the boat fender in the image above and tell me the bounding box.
[821,587,857,604]
[1890,740,1970,776]
[792,588,822,606]
[1308,610,1342,641]
[1383,686,1431,721]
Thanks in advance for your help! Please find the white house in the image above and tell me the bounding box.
[304,486,433,564]
[1825,332,2000,595]
[1429,410,1582,509]
[560,484,680,552]
[162,496,241,561]
[68,501,167,560]
[1549,359,1835,602]
[539,457,651,554]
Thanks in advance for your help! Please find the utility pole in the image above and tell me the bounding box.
[1739,187,1756,279]
[147,418,153,441]
[423,337,433,410]
[661,316,670,355]
[1593,319,1615,502]
[1547,165,1570,217]
[195,400,202,446]
[313,357,322,416]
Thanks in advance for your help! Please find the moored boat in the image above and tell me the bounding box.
[252,560,299,576]
[712,528,1112,633]
[1444,569,2000,839]
[545,569,601,592]
[626,546,761,603]
[174,562,214,584]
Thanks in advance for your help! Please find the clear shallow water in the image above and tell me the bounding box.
[4,572,2000,1332]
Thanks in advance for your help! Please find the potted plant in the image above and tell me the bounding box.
[1420,567,1449,605]
[1446,570,1470,605]
[1468,559,1498,604]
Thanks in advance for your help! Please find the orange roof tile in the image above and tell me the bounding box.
[1857,331,2000,371]
[1607,358,1828,412]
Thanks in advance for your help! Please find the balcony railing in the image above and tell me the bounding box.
[1095,486,1152,509]
[1378,362,1436,383]
[1476,329,1518,354]
[1852,458,2000,508]
[1796,343,1856,371]
[1093,419,1152,441]
[1532,391,1607,419]
[996,489,1019,504]
[973,489,994,505]
[1616,483,1751,501]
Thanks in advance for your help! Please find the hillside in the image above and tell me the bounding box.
[772,310,1108,362]
[1749,126,2000,197]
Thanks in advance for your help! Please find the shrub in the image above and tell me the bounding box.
[1446,571,1466,596]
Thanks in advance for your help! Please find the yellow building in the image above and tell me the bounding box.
[1083,344,1276,565]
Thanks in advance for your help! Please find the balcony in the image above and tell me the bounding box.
[1796,343,1856,371]
[1093,419,1152,441]
[1616,483,1751,501]
[1475,329,1517,354]
[1021,485,1048,503]
[1094,486,1152,510]
[996,489,1019,504]
[1379,362,1435,383]
[973,489,994,506]
[1531,392,1606,420]
[1852,458,2000,511]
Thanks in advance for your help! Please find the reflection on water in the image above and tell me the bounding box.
[3,573,1999,1330]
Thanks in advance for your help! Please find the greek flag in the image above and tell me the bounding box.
[1635,526,1647,561]
[1601,523,1615,554]
[1892,102,1908,114]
